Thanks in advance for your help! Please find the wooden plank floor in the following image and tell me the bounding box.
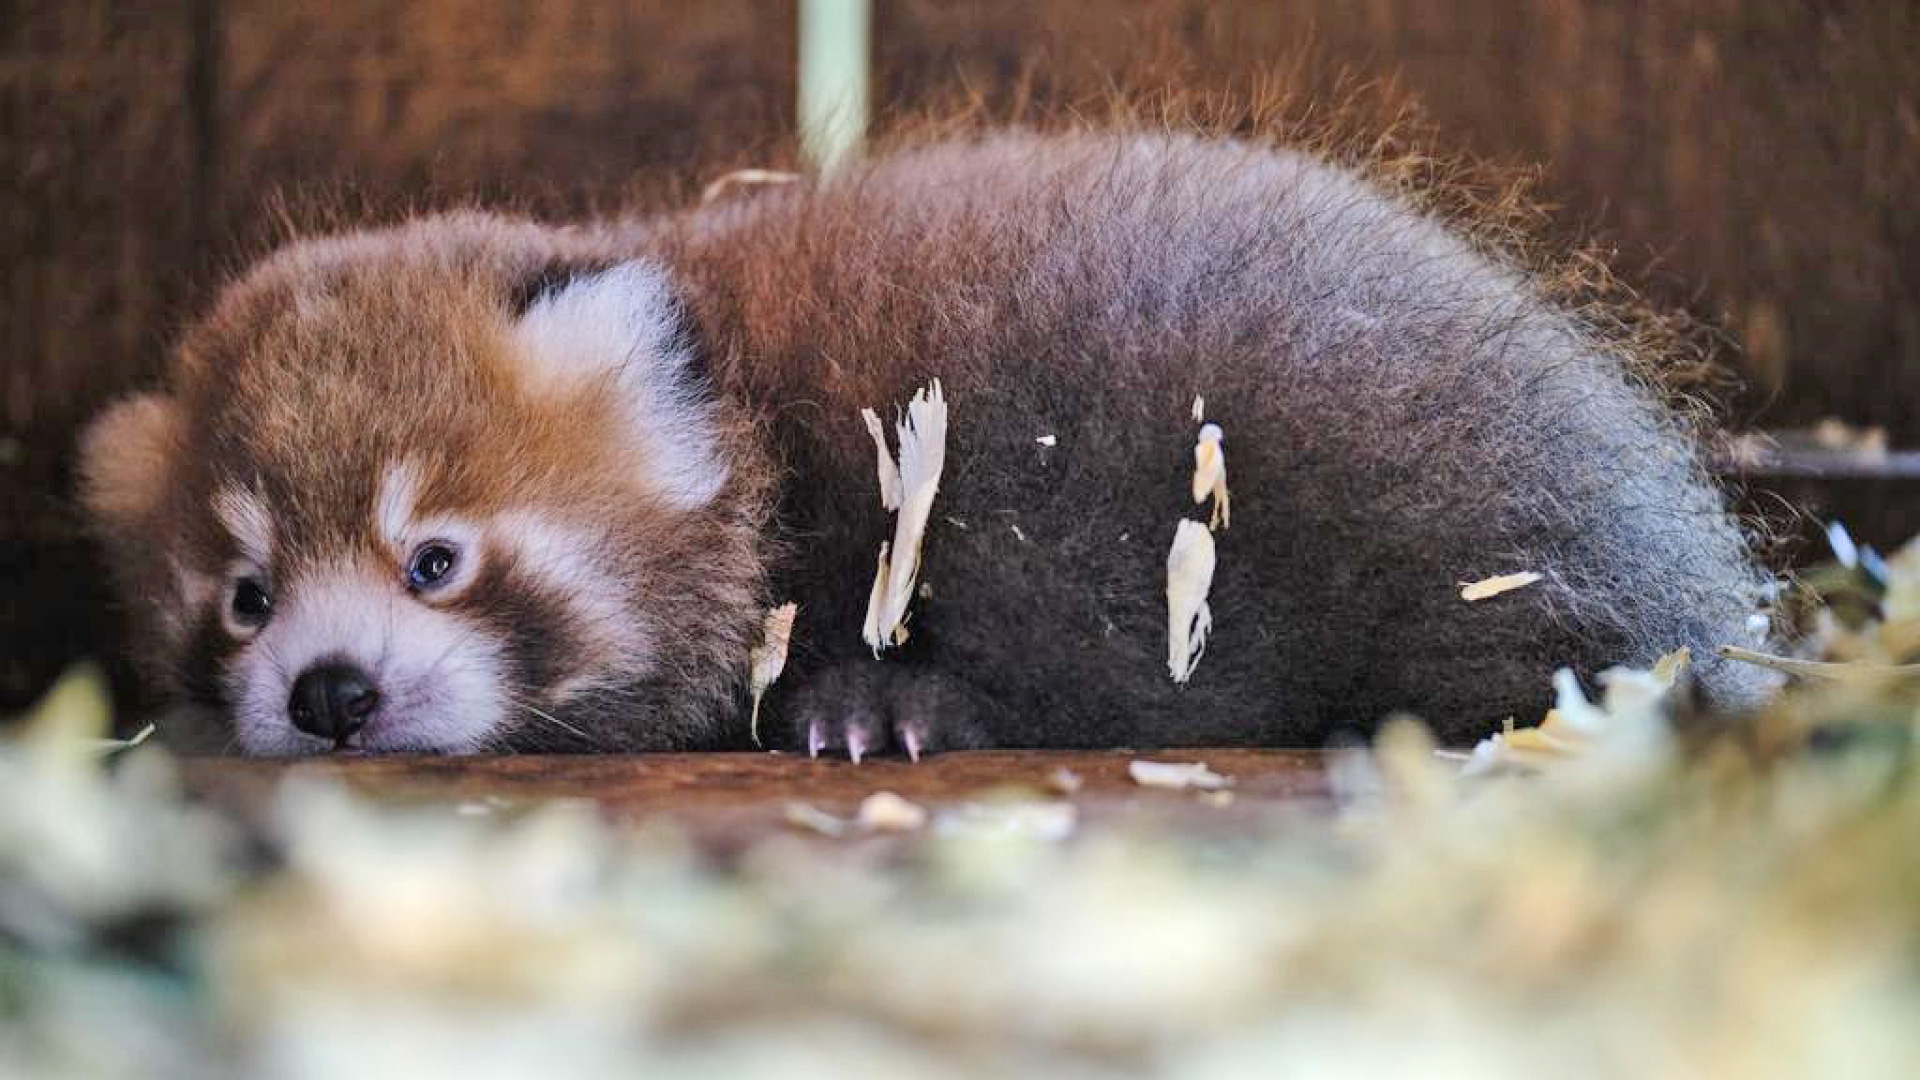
[176,749,1335,842]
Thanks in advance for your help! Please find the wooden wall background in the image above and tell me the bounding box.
[3,0,1915,712]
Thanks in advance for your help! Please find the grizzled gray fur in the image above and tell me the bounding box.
[655,131,1777,752]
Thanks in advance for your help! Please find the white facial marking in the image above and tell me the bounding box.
[166,557,215,650]
[511,261,728,510]
[492,510,652,676]
[376,461,421,551]
[215,485,274,566]
[223,466,660,754]
[219,560,270,640]
[376,459,489,602]
[227,562,506,756]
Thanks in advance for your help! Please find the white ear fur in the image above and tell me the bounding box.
[510,261,727,510]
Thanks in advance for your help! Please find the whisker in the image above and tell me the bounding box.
[415,620,488,687]
[259,637,292,686]
[505,692,598,748]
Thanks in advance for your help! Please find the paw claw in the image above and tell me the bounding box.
[787,665,977,761]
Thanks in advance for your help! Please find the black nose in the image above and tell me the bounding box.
[287,662,379,741]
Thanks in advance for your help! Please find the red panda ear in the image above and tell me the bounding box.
[506,258,617,318]
[509,261,728,510]
[79,392,184,541]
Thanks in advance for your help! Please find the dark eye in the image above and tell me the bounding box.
[231,577,272,625]
[407,543,459,591]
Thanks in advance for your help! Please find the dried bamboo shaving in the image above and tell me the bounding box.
[1167,519,1217,683]
[855,791,928,832]
[861,409,902,511]
[1718,645,1920,683]
[1459,571,1543,602]
[1191,423,1230,530]
[24,663,115,761]
[1886,537,1920,624]
[1649,646,1691,688]
[1129,759,1233,791]
[1048,767,1084,795]
[862,544,892,651]
[698,168,800,205]
[862,381,948,655]
[1461,648,1690,775]
[783,801,846,837]
[747,603,798,747]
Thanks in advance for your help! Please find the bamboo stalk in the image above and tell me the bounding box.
[798,0,870,173]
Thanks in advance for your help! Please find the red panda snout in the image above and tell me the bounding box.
[226,557,511,755]
[285,661,379,743]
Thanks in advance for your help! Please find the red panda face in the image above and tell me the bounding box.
[210,465,530,752]
[80,215,769,753]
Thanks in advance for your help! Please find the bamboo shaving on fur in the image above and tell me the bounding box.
[1167,520,1216,683]
[747,603,798,746]
[1192,423,1230,530]
[863,381,948,655]
[1460,571,1541,602]
[1168,415,1229,683]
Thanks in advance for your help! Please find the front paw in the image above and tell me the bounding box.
[782,664,981,762]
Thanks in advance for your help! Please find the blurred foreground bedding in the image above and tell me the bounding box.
[4,543,1919,1079]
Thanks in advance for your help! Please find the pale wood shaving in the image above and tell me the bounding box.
[1886,537,1920,624]
[782,801,847,837]
[863,543,892,655]
[747,603,798,747]
[1191,423,1230,530]
[1166,520,1217,683]
[1129,759,1233,791]
[1047,767,1084,795]
[1459,571,1543,602]
[855,791,928,832]
[862,381,948,655]
[861,408,902,511]
[1462,648,1690,775]
[1718,645,1920,682]
[698,168,800,205]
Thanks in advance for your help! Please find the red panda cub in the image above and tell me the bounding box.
[80,131,1777,756]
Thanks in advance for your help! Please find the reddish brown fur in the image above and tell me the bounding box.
[84,217,776,750]
[82,124,1777,754]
